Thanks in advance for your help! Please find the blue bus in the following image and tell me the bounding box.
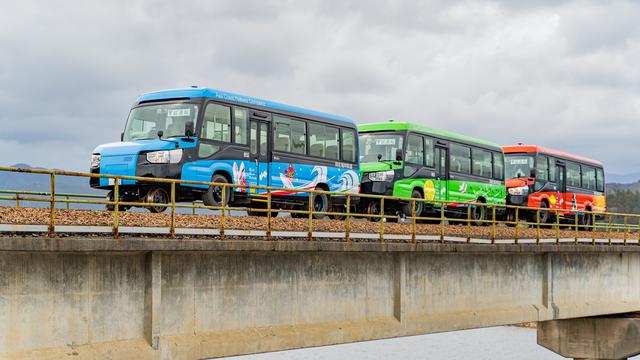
[90,87,360,218]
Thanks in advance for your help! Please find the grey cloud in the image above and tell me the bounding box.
[0,0,639,174]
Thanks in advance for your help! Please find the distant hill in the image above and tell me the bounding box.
[0,164,101,195]
[606,172,640,184]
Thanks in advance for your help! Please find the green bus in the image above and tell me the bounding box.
[357,120,506,223]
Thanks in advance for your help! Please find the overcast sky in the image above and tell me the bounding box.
[1,0,639,173]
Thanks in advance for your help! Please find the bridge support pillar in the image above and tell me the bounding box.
[537,314,640,360]
[144,251,162,350]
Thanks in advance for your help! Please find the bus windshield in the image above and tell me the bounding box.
[505,154,535,179]
[359,132,404,163]
[123,103,199,141]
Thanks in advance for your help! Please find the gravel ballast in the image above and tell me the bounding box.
[0,206,634,241]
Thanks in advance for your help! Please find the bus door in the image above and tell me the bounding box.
[249,113,271,192]
[555,161,567,211]
[434,144,449,205]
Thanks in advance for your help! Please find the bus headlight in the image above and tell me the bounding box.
[146,149,183,164]
[91,154,101,168]
[368,170,394,182]
[508,186,529,196]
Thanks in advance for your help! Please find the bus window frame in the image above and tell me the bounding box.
[196,100,251,159]
[308,121,342,161]
[471,147,493,179]
[492,152,504,181]
[404,132,425,166]
[340,127,358,164]
[272,114,308,156]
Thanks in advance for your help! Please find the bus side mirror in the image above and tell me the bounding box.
[530,168,536,178]
[120,132,124,142]
[396,148,403,161]
[185,121,194,137]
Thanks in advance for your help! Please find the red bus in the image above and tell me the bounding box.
[503,144,606,226]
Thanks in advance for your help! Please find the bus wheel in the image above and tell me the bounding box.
[105,190,129,212]
[145,188,168,213]
[538,201,551,226]
[329,204,347,221]
[311,191,329,219]
[367,200,383,222]
[402,189,424,219]
[471,200,487,226]
[203,174,231,208]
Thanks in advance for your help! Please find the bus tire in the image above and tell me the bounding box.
[203,173,231,208]
[471,199,487,226]
[105,190,130,212]
[329,204,347,221]
[145,188,168,213]
[401,189,424,219]
[311,190,329,220]
[366,200,383,222]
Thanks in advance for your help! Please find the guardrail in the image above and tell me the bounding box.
[0,166,636,245]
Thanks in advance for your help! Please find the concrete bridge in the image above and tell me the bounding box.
[1,236,640,359]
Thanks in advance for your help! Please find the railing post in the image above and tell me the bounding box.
[308,192,313,241]
[49,173,55,238]
[192,201,196,215]
[637,216,640,246]
[170,182,176,239]
[345,193,351,243]
[66,195,70,210]
[466,205,471,243]
[624,215,628,245]
[555,209,560,243]
[439,201,445,243]
[491,205,496,244]
[113,178,119,239]
[411,199,416,244]
[514,207,519,244]
[267,189,272,241]
[591,212,596,245]
[608,214,612,246]
[535,208,540,245]
[379,197,385,243]
[574,213,579,244]
[16,193,20,207]
[220,183,225,240]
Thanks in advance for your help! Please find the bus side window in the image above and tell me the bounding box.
[233,108,248,145]
[424,137,434,167]
[450,144,471,175]
[582,165,596,191]
[202,103,231,142]
[342,129,356,163]
[567,162,581,188]
[596,168,605,192]
[537,155,549,182]
[405,134,424,165]
[471,148,492,178]
[493,153,504,181]
[273,116,306,155]
[309,123,339,160]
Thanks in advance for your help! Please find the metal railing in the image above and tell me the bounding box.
[0,166,636,244]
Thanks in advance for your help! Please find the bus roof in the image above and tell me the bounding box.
[136,87,356,125]
[502,144,603,167]
[358,121,502,151]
